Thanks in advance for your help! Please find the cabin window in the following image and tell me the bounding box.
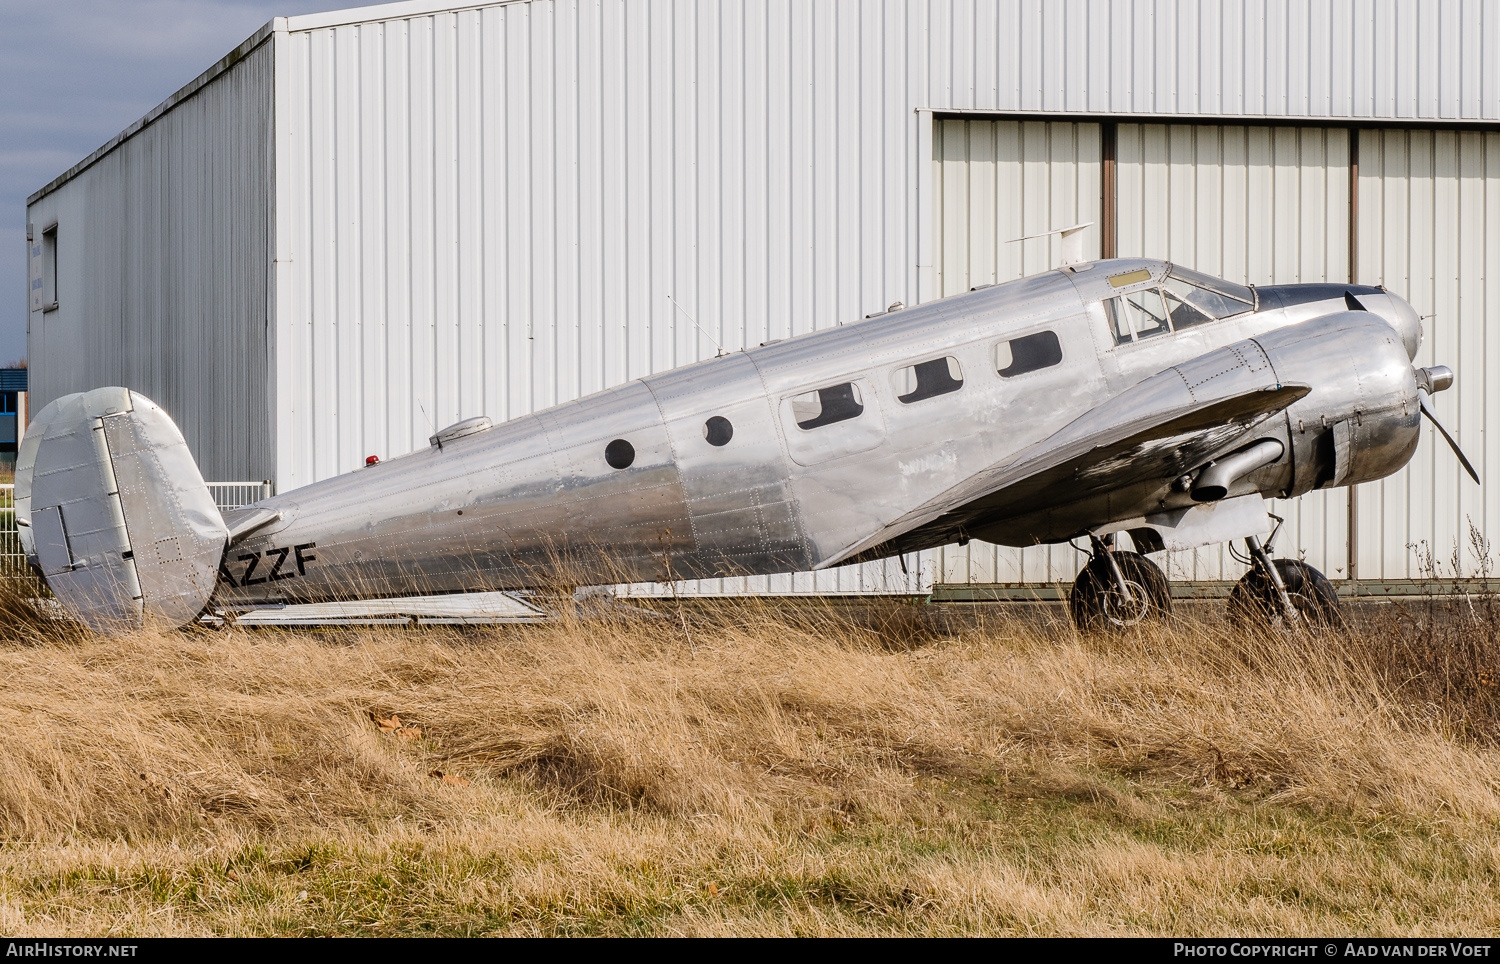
[789,382,864,429]
[1166,265,1255,314]
[1105,268,1252,347]
[1104,290,1171,344]
[996,331,1063,377]
[1103,299,1134,346]
[894,357,963,404]
[703,416,733,446]
[604,439,635,469]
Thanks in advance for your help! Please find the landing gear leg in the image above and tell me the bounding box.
[1245,534,1301,627]
[1068,535,1171,633]
[1227,519,1343,632]
[1094,534,1135,605]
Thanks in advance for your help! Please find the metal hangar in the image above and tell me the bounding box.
[26,0,1500,596]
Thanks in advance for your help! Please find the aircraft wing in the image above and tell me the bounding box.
[819,352,1310,568]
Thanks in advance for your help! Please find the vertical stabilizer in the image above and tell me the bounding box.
[15,388,227,631]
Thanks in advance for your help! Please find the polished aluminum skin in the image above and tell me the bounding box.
[15,387,228,630]
[19,258,1460,628]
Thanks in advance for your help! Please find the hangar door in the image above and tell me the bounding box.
[1353,129,1500,582]
[930,120,1104,587]
[932,120,1354,589]
[1116,126,1500,584]
[1115,124,1352,585]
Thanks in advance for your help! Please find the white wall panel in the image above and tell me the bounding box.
[1116,124,1351,582]
[276,0,931,594]
[913,0,1499,122]
[929,119,1103,588]
[1355,129,1500,580]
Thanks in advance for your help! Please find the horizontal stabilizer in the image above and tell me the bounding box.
[224,506,283,543]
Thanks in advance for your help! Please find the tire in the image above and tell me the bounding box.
[1227,559,1343,632]
[1068,550,1172,633]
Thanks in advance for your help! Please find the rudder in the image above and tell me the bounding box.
[16,388,228,631]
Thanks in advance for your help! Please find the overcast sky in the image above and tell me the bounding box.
[0,0,359,367]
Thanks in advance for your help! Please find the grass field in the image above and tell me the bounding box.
[0,591,1497,936]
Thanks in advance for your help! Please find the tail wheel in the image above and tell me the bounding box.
[1068,550,1171,633]
[1227,559,1343,632]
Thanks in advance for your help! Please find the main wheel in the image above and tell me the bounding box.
[1227,559,1343,632]
[1068,551,1171,633]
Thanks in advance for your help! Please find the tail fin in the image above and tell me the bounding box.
[16,388,227,631]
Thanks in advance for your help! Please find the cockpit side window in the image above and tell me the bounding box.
[1165,265,1255,316]
[895,357,964,403]
[1162,285,1215,329]
[1125,288,1171,340]
[1163,276,1252,322]
[997,330,1063,377]
[789,382,865,429]
[1103,298,1134,346]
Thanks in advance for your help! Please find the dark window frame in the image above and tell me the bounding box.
[894,356,965,404]
[41,223,58,312]
[789,382,866,430]
[996,330,1063,378]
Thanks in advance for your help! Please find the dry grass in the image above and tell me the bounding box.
[0,589,1498,935]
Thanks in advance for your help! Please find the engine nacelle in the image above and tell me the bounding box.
[1254,311,1421,498]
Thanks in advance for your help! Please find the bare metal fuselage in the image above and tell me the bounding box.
[213,258,1423,607]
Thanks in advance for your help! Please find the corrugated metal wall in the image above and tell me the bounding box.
[928,119,1102,586]
[29,0,1500,594]
[26,41,275,483]
[273,0,926,481]
[1356,129,1500,580]
[929,120,1500,585]
[272,0,931,594]
[872,0,1500,121]
[1116,123,1352,583]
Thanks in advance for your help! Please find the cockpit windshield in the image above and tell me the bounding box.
[1165,265,1256,319]
[1104,265,1258,347]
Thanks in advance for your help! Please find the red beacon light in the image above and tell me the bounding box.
[365,455,380,466]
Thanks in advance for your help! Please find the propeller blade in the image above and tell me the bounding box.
[1418,390,1481,485]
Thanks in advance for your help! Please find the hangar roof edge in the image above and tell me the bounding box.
[26,0,1500,207]
[25,1,535,206]
[285,0,532,32]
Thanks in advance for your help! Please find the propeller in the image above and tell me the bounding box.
[1415,365,1480,485]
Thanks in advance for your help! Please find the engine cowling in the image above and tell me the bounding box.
[1253,311,1422,498]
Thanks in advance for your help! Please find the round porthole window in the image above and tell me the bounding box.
[704,416,733,446]
[605,439,635,469]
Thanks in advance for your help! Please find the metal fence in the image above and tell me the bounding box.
[206,481,273,511]
[0,485,29,590]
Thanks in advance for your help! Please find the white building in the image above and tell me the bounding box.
[26,0,1500,596]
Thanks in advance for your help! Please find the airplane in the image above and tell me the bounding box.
[12,255,1478,634]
